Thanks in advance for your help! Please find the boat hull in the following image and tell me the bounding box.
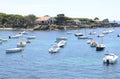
[103,54,118,64]
[96,47,105,51]
[6,48,23,53]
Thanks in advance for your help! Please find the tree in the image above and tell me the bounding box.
[24,14,37,28]
[94,17,99,21]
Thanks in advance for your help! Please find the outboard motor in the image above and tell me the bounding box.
[106,59,109,64]
[9,36,11,39]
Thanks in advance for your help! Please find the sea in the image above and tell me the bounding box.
[0,27,120,79]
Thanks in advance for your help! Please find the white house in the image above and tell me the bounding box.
[74,20,88,25]
[74,20,81,25]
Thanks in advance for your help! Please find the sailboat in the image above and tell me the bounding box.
[89,29,98,47]
[17,34,27,47]
[78,27,89,39]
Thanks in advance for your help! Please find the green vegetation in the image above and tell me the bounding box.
[0,13,37,28]
[0,12,119,30]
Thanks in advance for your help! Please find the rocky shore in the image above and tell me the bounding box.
[0,23,119,31]
[33,23,120,31]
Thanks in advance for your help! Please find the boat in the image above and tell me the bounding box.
[49,45,60,53]
[57,40,66,47]
[102,30,109,34]
[9,34,22,39]
[74,32,83,36]
[89,31,96,35]
[17,41,27,47]
[6,48,23,53]
[97,34,104,37]
[96,44,105,51]
[56,37,67,41]
[108,29,114,33]
[19,31,28,34]
[103,53,118,64]
[96,35,105,51]
[2,39,7,42]
[27,36,36,39]
[87,40,92,44]
[90,41,98,47]
[78,27,89,39]
[78,35,89,39]
[0,37,7,42]
[26,40,31,43]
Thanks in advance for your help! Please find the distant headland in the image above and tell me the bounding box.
[0,13,119,31]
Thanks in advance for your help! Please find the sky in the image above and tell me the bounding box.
[0,0,120,21]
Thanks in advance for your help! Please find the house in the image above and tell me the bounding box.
[74,20,81,25]
[74,20,88,25]
[57,14,65,17]
[56,14,66,25]
[36,15,56,25]
[102,19,109,24]
[80,21,88,24]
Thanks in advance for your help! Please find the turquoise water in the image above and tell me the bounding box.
[0,27,120,79]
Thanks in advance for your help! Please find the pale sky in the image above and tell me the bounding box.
[0,0,120,21]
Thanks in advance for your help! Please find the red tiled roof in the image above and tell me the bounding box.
[36,16,51,22]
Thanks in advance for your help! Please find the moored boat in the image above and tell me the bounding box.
[103,53,118,64]
[17,41,27,47]
[9,34,22,39]
[96,44,105,51]
[27,36,36,39]
[74,32,83,36]
[49,45,60,53]
[78,35,89,39]
[6,48,23,53]
[90,41,97,47]
[57,40,67,47]
[97,34,104,37]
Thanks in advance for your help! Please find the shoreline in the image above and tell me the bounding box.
[0,23,119,31]
[0,28,34,31]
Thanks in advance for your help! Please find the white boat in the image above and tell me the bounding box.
[87,39,92,44]
[108,29,114,33]
[87,38,94,44]
[9,34,22,39]
[2,39,7,42]
[96,44,105,51]
[102,31,109,34]
[78,35,89,39]
[49,45,60,53]
[89,31,96,35]
[6,48,23,53]
[103,53,118,64]
[57,40,66,47]
[17,41,27,47]
[56,37,67,41]
[74,32,83,36]
[27,36,36,39]
[19,31,28,34]
[97,34,104,37]
[0,38,7,42]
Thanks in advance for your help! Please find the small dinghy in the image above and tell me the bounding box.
[103,53,118,64]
